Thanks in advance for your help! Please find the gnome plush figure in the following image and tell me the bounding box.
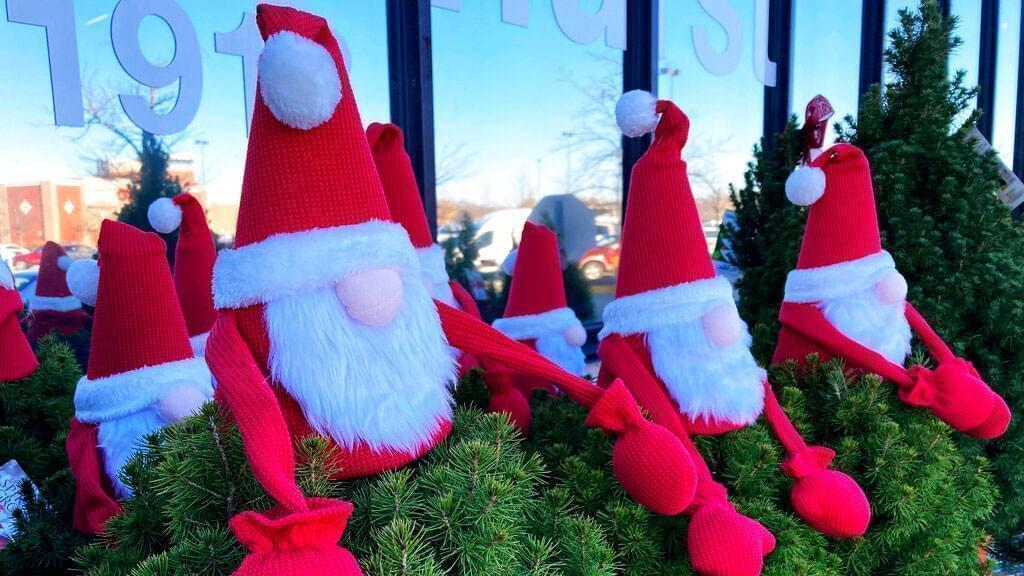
[773,95,1010,440]
[147,193,217,356]
[26,241,89,344]
[0,260,36,382]
[64,220,213,534]
[599,91,871,576]
[205,7,698,575]
[367,122,481,374]
[486,222,588,430]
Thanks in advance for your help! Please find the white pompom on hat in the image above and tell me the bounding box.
[259,30,342,130]
[785,165,826,206]
[615,90,659,137]
[67,258,100,307]
[147,197,183,234]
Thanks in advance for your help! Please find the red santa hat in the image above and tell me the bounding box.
[366,122,448,290]
[601,91,735,335]
[68,220,210,426]
[30,242,81,312]
[0,260,37,381]
[148,193,217,354]
[212,6,414,311]
[493,222,581,339]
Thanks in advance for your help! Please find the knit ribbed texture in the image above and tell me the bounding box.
[66,418,121,534]
[87,220,194,380]
[172,193,217,338]
[234,5,390,248]
[616,100,714,298]
[35,241,75,298]
[367,122,433,248]
[796,144,882,269]
[776,301,1010,439]
[0,287,36,381]
[504,222,568,316]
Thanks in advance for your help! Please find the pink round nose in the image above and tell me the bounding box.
[563,324,588,347]
[336,267,405,327]
[702,303,742,348]
[875,271,908,306]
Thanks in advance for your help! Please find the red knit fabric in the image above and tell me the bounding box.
[234,5,390,248]
[616,100,714,298]
[796,144,882,269]
[171,193,217,338]
[66,418,121,534]
[0,287,36,381]
[367,123,433,248]
[774,301,1010,439]
[87,220,194,380]
[27,309,89,342]
[449,280,482,375]
[504,222,567,316]
[35,241,74,298]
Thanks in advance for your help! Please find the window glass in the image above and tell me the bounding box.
[0,1,388,251]
[432,0,622,322]
[659,0,766,251]
[994,0,1021,167]
[950,0,983,87]
[791,0,863,143]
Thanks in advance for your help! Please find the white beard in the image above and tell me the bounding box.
[821,289,912,365]
[432,279,457,308]
[97,407,167,498]
[535,332,586,376]
[646,317,766,427]
[264,281,457,454]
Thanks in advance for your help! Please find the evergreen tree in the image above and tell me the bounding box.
[0,337,90,575]
[116,132,183,262]
[725,0,1024,555]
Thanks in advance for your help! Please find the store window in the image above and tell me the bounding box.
[659,0,766,257]
[432,1,623,322]
[994,0,1021,167]
[791,0,863,137]
[0,0,388,250]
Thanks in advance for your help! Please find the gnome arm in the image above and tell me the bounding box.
[66,418,122,534]
[205,310,308,513]
[437,301,697,516]
[448,281,483,320]
[904,302,956,363]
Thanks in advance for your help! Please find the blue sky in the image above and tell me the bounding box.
[0,0,1018,217]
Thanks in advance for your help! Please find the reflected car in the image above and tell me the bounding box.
[578,236,620,281]
[0,243,28,267]
[12,243,96,270]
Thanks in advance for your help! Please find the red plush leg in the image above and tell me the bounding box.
[66,418,122,534]
[483,368,532,433]
[207,310,362,575]
[762,382,870,538]
[438,302,695,516]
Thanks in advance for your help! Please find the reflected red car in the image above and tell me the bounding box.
[578,237,620,281]
[12,243,96,270]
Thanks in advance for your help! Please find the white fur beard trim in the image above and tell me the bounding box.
[28,294,81,312]
[493,307,581,341]
[785,250,896,303]
[190,332,210,357]
[821,290,912,365]
[97,407,167,499]
[646,314,766,426]
[264,278,457,454]
[536,332,586,376]
[75,357,213,423]
[418,244,450,286]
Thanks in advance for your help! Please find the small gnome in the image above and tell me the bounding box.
[26,241,89,341]
[367,122,482,373]
[599,91,871,576]
[147,193,217,355]
[64,220,213,534]
[774,95,1010,440]
[206,7,697,575]
[486,222,588,430]
[0,260,36,382]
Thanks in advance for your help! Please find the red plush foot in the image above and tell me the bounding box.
[967,393,1011,439]
[687,502,775,576]
[783,446,870,538]
[230,497,362,576]
[485,370,532,433]
[585,379,697,515]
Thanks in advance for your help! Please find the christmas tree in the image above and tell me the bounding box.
[725,0,1024,558]
[116,132,184,263]
[0,337,90,575]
